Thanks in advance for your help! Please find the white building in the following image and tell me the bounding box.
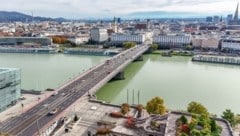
[90,28,108,43]
[111,33,146,44]
[222,38,240,51]
[153,34,192,48]
[68,34,90,45]
[192,37,220,49]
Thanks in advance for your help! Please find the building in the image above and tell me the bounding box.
[0,68,21,112]
[0,37,52,46]
[227,14,233,24]
[206,16,213,23]
[192,37,220,50]
[153,34,192,49]
[233,2,239,25]
[199,26,219,31]
[213,16,220,24]
[135,24,147,30]
[111,33,146,44]
[90,28,108,43]
[222,38,240,51]
[229,2,239,25]
[67,34,90,45]
[184,24,198,33]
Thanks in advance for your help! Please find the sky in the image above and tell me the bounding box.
[0,0,238,19]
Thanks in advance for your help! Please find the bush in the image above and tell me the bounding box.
[146,97,166,115]
[180,115,188,124]
[121,103,130,115]
[74,114,79,122]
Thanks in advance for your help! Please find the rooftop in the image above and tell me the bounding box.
[0,68,20,74]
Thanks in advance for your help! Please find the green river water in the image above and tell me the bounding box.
[1,53,240,115]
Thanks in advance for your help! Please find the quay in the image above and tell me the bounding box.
[192,55,240,65]
[0,47,57,54]
[63,48,120,56]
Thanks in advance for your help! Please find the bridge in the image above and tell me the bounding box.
[0,45,150,136]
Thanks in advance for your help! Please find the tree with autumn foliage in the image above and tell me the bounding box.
[146,97,166,115]
[52,36,68,44]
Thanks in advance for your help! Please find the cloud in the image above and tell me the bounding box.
[0,0,238,18]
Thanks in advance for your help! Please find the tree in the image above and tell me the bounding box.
[180,115,188,124]
[123,42,136,49]
[190,129,201,136]
[221,109,236,127]
[146,97,166,115]
[121,103,130,115]
[150,44,158,51]
[187,101,209,116]
[210,119,218,132]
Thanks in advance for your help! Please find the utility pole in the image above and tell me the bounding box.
[138,90,140,105]
[127,89,129,103]
[132,89,134,105]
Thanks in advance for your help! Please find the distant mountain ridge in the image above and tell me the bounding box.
[0,11,67,22]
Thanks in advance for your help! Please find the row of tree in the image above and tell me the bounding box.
[145,97,240,128]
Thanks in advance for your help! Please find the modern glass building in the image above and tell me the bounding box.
[0,68,21,112]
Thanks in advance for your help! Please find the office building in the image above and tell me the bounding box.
[206,17,213,23]
[111,33,146,44]
[227,14,233,24]
[0,68,21,112]
[222,38,240,51]
[192,37,220,50]
[90,28,108,43]
[153,34,192,48]
[213,16,220,24]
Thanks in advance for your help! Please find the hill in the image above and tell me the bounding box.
[0,11,66,22]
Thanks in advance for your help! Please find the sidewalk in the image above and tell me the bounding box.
[0,91,52,122]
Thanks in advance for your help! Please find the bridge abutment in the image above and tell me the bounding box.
[112,71,125,80]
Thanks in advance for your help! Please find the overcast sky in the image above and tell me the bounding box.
[0,0,238,18]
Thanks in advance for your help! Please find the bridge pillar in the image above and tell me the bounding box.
[112,71,125,80]
[134,55,143,61]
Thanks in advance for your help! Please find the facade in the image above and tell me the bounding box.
[206,16,213,23]
[153,34,192,48]
[222,38,240,51]
[68,35,90,45]
[0,68,21,112]
[213,16,220,24]
[227,14,233,24]
[90,28,108,43]
[184,24,198,33]
[111,33,146,44]
[192,37,220,49]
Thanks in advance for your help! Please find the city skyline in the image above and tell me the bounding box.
[0,0,239,19]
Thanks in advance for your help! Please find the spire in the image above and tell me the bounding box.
[233,1,239,23]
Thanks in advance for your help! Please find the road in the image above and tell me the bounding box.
[0,45,149,136]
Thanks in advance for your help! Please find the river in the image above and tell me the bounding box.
[1,53,240,115]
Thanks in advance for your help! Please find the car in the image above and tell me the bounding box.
[51,92,58,96]
[49,108,59,115]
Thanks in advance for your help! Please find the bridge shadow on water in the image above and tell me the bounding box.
[96,54,150,103]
